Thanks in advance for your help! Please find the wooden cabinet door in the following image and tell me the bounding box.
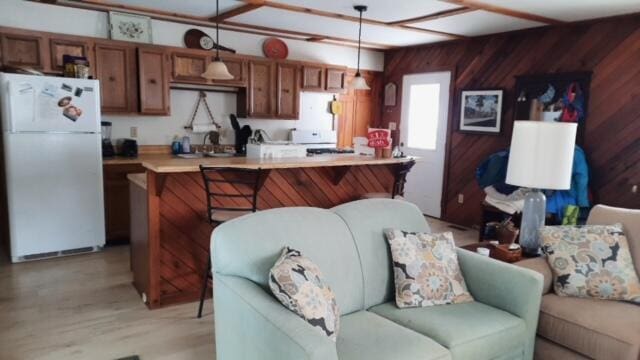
[212,57,247,87]
[276,63,299,119]
[338,97,355,147]
[0,33,44,69]
[171,51,208,83]
[103,164,145,245]
[95,43,138,113]
[354,96,372,138]
[326,68,346,92]
[49,37,90,73]
[247,60,274,117]
[301,65,324,91]
[138,47,170,115]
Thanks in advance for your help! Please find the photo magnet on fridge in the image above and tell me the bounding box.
[42,83,57,98]
[74,87,83,97]
[61,83,73,92]
[83,86,94,92]
[63,105,82,122]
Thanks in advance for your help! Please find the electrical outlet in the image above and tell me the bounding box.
[633,185,638,194]
[388,122,397,131]
[457,193,464,204]
[130,126,138,138]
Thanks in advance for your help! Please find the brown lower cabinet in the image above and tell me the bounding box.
[103,164,144,245]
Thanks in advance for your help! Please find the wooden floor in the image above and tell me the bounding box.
[0,217,476,360]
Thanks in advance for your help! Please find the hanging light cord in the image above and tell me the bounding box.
[356,8,363,75]
[215,0,220,61]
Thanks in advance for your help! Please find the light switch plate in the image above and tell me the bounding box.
[130,126,138,138]
[458,193,464,204]
[388,122,397,131]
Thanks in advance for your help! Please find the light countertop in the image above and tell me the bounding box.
[138,154,415,173]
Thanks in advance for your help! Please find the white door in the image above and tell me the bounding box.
[400,71,451,217]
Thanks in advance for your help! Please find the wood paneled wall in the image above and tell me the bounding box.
[381,15,640,227]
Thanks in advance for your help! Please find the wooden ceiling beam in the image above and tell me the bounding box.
[388,7,475,25]
[241,0,466,40]
[440,0,565,25]
[223,20,394,49]
[27,0,385,52]
[210,3,264,22]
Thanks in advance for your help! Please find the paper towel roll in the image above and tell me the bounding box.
[191,124,219,133]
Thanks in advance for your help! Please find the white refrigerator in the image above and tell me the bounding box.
[0,73,105,262]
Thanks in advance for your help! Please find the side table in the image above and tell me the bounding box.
[461,241,523,263]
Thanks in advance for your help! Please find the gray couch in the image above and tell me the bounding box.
[211,199,543,360]
[518,205,640,360]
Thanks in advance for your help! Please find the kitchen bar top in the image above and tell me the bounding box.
[139,154,415,173]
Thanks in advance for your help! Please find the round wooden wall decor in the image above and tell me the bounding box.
[262,37,289,59]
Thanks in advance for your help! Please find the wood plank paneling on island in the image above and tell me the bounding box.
[147,165,395,308]
[382,14,640,228]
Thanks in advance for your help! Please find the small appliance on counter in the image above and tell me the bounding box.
[246,143,308,159]
[101,121,115,157]
[290,129,338,149]
[117,138,138,157]
[230,114,252,155]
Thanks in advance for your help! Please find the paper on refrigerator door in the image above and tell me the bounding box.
[7,81,36,130]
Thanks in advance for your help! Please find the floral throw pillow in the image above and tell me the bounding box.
[540,224,640,303]
[269,247,340,341]
[384,230,474,308]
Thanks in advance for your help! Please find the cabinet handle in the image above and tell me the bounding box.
[108,76,116,81]
[282,89,290,93]
[149,79,157,84]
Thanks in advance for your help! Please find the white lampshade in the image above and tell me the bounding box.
[506,121,577,190]
[202,59,234,80]
[349,74,370,90]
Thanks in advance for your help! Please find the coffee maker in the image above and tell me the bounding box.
[101,121,115,157]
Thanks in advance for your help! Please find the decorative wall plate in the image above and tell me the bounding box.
[109,11,152,44]
[263,37,288,59]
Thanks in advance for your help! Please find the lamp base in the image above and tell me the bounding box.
[519,189,546,257]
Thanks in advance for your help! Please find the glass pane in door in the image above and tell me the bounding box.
[407,84,440,150]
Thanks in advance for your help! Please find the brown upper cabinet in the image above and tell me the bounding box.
[276,62,299,119]
[138,47,170,115]
[95,42,138,114]
[301,65,324,91]
[239,60,300,119]
[213,56,247,87]
[326,68,346,92]
[0,33,44,70]
[49,37,91,73]
[245,59,274,118]
[171,51,208,83]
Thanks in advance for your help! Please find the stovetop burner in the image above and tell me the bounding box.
[306,148,355,155]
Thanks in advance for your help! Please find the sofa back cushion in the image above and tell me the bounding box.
[212,207,364,315]
[588,205,640,274]
[332,199,430,309]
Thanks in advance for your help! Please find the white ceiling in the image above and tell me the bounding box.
[267,0,462,23]
[411,10,544,37]
[230,7,451,47]
[481,0,640,22]
[89,0,640,48]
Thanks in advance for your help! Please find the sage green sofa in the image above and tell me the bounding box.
[212,199,543,360]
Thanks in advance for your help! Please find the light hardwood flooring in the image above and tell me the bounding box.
[0,246,214,360]
[0,217,476,360]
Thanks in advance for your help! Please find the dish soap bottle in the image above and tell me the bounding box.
[171,135,182,155]
[181,135,191,154]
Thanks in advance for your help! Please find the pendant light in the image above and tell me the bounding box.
[202,0,234,80]
[350,5,370,90]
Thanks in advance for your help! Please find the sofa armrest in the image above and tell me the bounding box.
[214,274,339,360]
[515,257,553,295]
[457,249,543,360]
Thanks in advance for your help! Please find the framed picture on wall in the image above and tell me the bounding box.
[458,89,504,134]
[109,11,153,44]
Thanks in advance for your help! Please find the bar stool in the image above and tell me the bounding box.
[197,166,263,318]
[361,159,416,200]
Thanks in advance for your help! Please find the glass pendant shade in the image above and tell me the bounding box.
[350,73,370,90]
[202,58,234,80]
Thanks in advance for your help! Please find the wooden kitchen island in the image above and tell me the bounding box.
[132,154,414,309]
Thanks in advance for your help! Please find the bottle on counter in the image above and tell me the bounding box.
[171,135,182,155]
[181,135,191,154]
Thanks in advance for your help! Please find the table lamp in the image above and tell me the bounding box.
[506,121,577,256]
